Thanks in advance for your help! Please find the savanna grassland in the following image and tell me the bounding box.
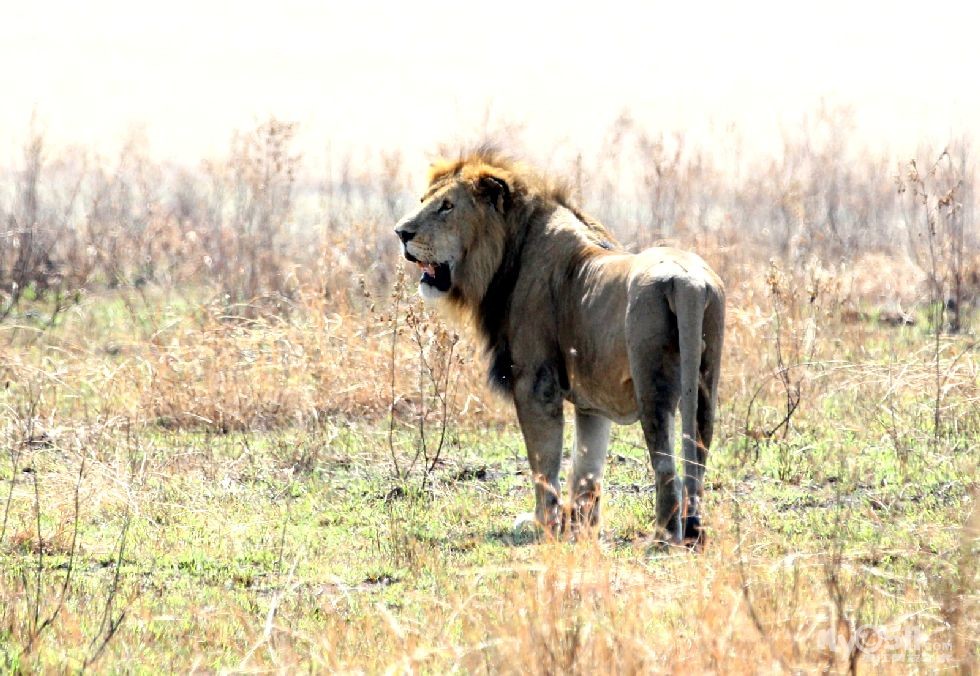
[1,113,978,673]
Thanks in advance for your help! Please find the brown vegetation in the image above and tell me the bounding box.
[0,109,977,671]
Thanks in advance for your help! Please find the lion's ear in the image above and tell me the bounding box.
[476,173,511,213]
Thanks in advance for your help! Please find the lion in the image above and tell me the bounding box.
[394,148,725,545]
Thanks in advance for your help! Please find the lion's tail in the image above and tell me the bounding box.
[674,277,707,495]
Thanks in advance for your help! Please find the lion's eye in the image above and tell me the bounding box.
[438,200,454,214]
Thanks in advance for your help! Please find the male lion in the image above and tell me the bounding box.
[394,149,725,545]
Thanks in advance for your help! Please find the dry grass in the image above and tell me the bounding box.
[1,257,976,672]
[0,113,978,672]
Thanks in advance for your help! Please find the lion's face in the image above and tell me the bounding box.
[394,182,471,299]
[395,174,507,302]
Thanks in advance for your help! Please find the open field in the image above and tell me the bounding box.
[4,0,980,668]
[0,272,976,672]
[0,116,978,672]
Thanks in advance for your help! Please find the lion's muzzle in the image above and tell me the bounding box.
[395,226,415,244]
[392,221,419,265]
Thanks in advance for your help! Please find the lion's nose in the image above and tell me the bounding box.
[395,227,416,244]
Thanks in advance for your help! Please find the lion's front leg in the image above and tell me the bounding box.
[513,366,565,534]
[568,409,611,532]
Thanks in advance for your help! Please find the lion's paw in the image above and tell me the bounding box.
[683,514,706,550]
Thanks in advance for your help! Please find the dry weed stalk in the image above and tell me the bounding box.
[380,265,467,491]
[743,260,822,459]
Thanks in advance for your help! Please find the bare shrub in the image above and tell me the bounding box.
[201,118,302,308]
[898,143,975,334]
[0,126,73,322]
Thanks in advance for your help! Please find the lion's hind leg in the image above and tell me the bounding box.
[636,370,683,545]
[627,284,683,544]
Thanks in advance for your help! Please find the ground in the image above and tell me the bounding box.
[0,287,977,673]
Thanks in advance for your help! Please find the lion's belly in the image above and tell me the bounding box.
[566,368,639,425]
[558,253,641,424]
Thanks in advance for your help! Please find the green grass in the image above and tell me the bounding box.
[0,291,977,672]
[1,409,975,671]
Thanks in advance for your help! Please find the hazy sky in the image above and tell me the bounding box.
[3,0,979,166]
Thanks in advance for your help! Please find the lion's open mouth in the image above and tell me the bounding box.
[417,261,452,292]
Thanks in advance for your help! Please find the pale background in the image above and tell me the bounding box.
[3,0,978,165]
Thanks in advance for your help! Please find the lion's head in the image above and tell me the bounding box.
[395,148,616,310]
[394,157,515,304]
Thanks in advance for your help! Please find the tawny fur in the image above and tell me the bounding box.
[395,148,725,544]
